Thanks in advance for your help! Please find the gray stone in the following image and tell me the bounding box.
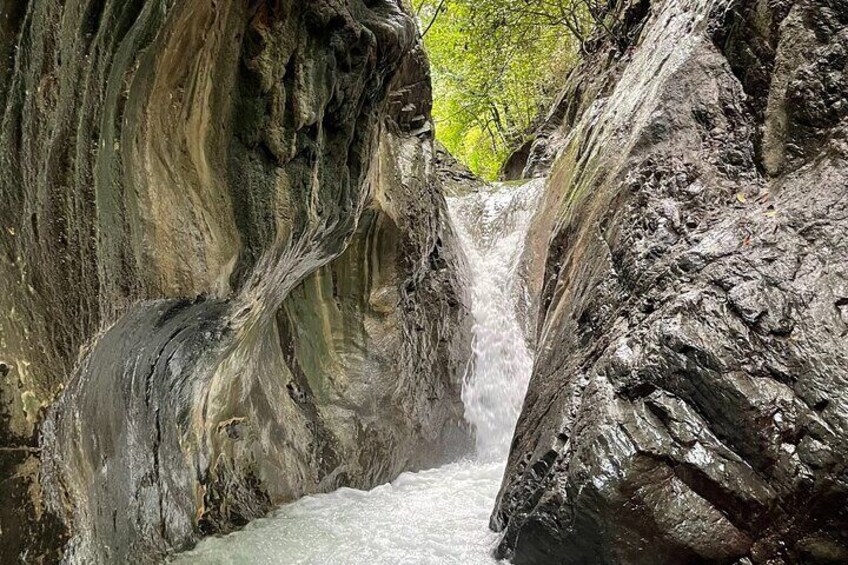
[0,1,472,562]
[495,0,848,563]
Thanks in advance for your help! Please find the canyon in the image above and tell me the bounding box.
[1,0,847,563]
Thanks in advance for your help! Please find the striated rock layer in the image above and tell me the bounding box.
[0,1,471,562]
[495,0,848,563]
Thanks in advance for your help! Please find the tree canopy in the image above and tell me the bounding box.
[414,0,598,179]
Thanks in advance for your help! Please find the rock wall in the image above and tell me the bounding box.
[495,0,848,563]
[0,1,471,562]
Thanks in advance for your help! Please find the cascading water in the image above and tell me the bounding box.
[174,180,543,565]
[451,181,541,462]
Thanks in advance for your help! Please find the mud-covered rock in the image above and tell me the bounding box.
[0,1,471,562]
[495,1,848,563]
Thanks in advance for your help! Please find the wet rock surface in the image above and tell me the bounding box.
[0,1,470,562]
[495,0,848,563]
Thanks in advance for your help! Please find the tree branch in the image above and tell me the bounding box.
[420,0,447,38]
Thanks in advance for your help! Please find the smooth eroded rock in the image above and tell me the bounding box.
[0,1,472,562]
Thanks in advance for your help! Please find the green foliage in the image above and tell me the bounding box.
[414,0,590,179]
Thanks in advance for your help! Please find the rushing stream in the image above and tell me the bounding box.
[174,180,543,565]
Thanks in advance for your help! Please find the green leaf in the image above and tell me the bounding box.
[417,0,585,179]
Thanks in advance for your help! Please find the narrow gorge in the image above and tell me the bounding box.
[1,0,847,564]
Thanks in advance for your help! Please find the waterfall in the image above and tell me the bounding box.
[174,180,544,564]
[448,180,543,461]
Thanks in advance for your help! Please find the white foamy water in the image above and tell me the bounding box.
[449,180,542,462]
[174,180,543,565]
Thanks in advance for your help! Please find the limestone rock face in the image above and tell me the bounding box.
[495,0,848,563]
[0,1,471,562]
